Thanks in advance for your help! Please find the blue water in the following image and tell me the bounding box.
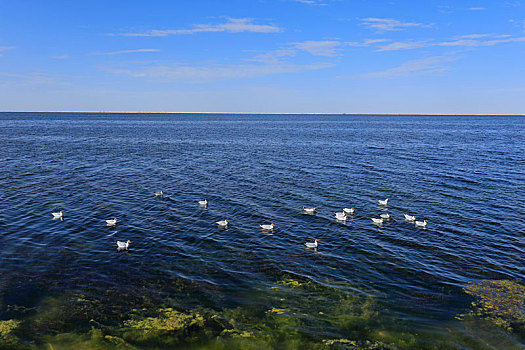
[0,113,524,348]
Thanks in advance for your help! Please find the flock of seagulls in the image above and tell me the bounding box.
[51,195,429,251]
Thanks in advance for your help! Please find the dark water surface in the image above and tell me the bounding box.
[0,113,524,349]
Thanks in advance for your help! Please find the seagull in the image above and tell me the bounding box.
[302,207,316,214]
[335,212,348,221]
[154,190,164,197]
[404,213,417,221]
[380,213,390,220]
[305,239,319,248]
[197,199,208,206]
[343,207,355,215]
[51,210,63,219]
[116,240,131,250]
[260,223,275,230]
[216,219,229,227]
[378,198,389,206]
[105,218,118,226]
[371,217,384,224]
[415,219,428,227]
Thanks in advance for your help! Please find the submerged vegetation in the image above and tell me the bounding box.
[463,279,525,333]
[1,277,524,349]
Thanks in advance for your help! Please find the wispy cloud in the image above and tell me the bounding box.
[468,7,486,11]
[248,49,297,63]
[117,18,280,37]
[355,55,458,78]
[361,18,432,31]
[93,49,161,56]
[290,40,343,56]
[346,38,390,47]
[374,34,525,51]
[0,46,15,56]
[288,0,330,5]
[104,61,334,83]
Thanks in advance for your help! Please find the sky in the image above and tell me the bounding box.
[0,0,524,114]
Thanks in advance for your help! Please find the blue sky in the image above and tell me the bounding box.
[1,0,524,113]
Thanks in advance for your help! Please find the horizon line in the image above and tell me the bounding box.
[1,111,524,116]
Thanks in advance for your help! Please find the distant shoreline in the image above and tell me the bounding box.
[0,111,524,116]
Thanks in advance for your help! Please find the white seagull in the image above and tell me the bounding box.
[260,223,275,230]
[343,207,355,215]
[304,239,319,248]
[415,219,428,228]
[51,210,63,219]
[302,207,316,214]
[371,217,384,224]
[380,213,391,220]
[105,218,118,226]
[378,198,389,206]
[335,212,348,221]
[154,190,164,197]
[216,219,229,227]
[404,213,417,221]
[116,240,131,250]
[198,199,208,206]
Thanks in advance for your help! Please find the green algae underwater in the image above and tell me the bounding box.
[1,276,524,350]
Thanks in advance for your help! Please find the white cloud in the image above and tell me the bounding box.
[346,38,390,47]
[104,61,335,83]
[468,7,486,10]
[361,18,432,31]
[291,40,343,56]
[373,34,525,51]
[94,49,161,55]
[356,56,458,78]
[118,18,280,37]
[0,46,15,56]
[288,0,330,5]
[248,49,297,63]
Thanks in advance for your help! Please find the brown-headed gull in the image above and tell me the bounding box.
[116,240,131,250]
[380,213,390,220]
[154,190,164,197]
[198,199,208,206]
[302,207,316,214]
[343,207,355,215]
[371,217,384,224]
[304,239,319,248]
[415,219,428,227]
[51,211,63,219]
[378,198,389,206]
[404,213,417,221]
[216,219,229,227]
[106,218,118,226]
[260,223,275,230]
[335,212,348,221]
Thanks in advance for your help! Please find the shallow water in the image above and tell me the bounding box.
[0,113,524,348]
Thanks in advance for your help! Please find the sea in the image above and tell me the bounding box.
[0,112,523,349]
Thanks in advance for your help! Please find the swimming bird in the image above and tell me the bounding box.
[378,198,389,206]
[415,219,428,227]
[105,218,118,226]
[154,190,164,197]
[343,207,355,215]
[371,217,384,224]
[305,239,319,248]
[51,210,63,219]
[302,207,316,214]
[116,240,131,250]
[335,212,348,221]
[216,219,229,227]
[260,223,275,230]
[198,199,208,206]
[404,213,417,221]
[380,213,390,220]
